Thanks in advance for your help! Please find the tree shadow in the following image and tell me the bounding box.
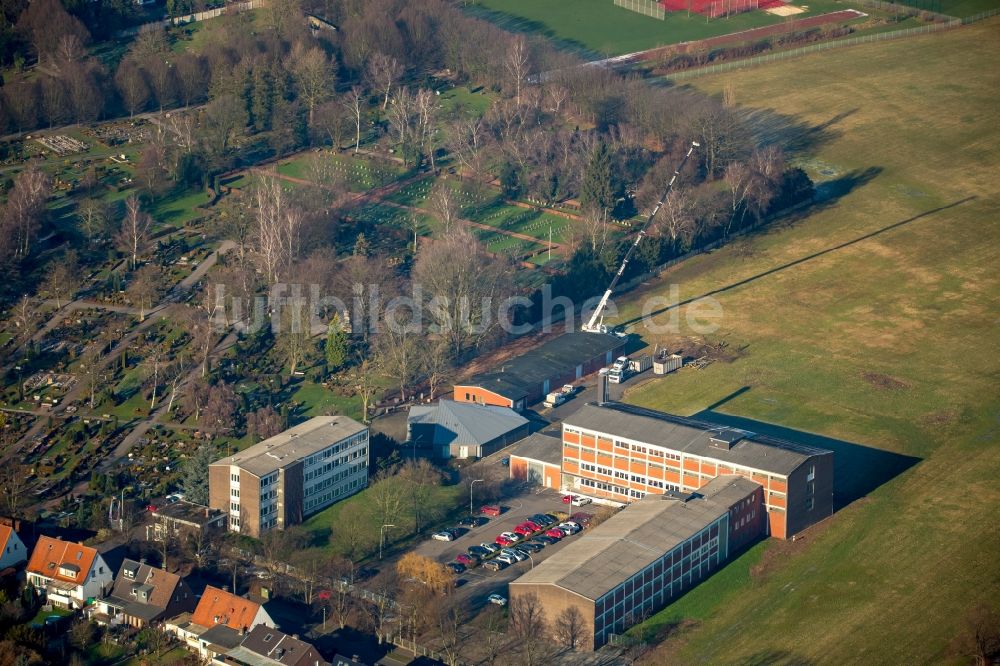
[693,396,920,509]
[738,106,860,155]
[461,5,605,61]
[619,196,976,328]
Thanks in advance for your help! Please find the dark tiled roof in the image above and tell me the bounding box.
[566,403,831,476]
[233,625,329,666]
[457,332,625,400]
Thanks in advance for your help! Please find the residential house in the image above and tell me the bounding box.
[168,585,275,660]
[26,536,113,609]
[91,559,196,628]
[0,524,27,570]
[212,624,329,666]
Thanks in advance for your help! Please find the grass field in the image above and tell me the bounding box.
[607,19,1000,663]
[467,0,850,56]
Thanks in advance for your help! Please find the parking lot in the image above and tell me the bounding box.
[412,486,591,610]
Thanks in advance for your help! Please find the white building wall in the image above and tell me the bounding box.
[0,531,27,569]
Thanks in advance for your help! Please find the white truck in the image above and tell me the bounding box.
[544,384,577,408]
[607,356,631,384]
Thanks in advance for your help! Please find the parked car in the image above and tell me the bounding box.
[562,494,576,504]
[483,560,507,572]
[432,531,456,542]
[571,496,593,506]
[513,524,535,537]
[468,546,491,558]
[499,531,521,542]
[488,594,508,606]
[545,528,565,539]
[495,535,517,547]
[501,548,526,562]
[518,541,543,553]
[494,553,516,565]
[447,562,466,574]
[455,553,479,566]
[530,514,555,527]
[533,535,558,545]
[558,521,581,535]
[479,543,500,554]
[570,512,593,528]
[480,505,503,517]
[522,520,542,532]
[458,516,489,528]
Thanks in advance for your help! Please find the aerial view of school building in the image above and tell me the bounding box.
[510,475,767,649]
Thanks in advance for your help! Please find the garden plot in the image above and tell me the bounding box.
[277,152,407,192]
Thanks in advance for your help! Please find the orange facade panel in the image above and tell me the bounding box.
[665,470,681,484]
[768,511,786,539]
[596,454,613,468]
[683,458,700,472]
[580,450,596,464]
[563,461,579,475]
[629,461,646,475]
[454,386,514,408]
[648,466,666,480]
[665,458,680,469]
[563,447,578,461]
[614,457,629,471]
[768,494,787,509]
[769,478,788,493]
[581,434,596,448]
[683,474,700,488]
[596,439,613,454]
[564,432,580,445]
[700,462,717,476]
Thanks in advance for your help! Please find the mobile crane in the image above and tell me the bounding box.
[582,140,699,334]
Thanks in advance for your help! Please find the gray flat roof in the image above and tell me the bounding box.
[456,332,625,400]
[407,400,528,446]
[510,475,759,601]
[506,432,562,466]
[565,403,831,476]
[211,416,367,477]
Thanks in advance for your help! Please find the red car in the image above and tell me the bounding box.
[495,535,516,547]
[562,494,575,504]
[545,527,565,539]
[522,520,541,532]
[480,505,502,517]
[514,522,540,536]
[455,553,479,567]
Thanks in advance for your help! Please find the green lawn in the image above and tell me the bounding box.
[467,0,851,56]
[150,188,212,226]
[895,0,1000,17]
[439,85,497,118]
[276,152,406,191]
[289,382,365,421]
[613,18,1000,663]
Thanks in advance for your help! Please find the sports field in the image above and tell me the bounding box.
[609,19,1000,662]
[467,0,849,56]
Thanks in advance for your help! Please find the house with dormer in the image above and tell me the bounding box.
[213,624,329,666]
[26,536,113,609]
[90,559,196,628]
[167,585,275,659]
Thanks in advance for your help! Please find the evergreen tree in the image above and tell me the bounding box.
[180,443,216,506]
[353,233,371,257]
[325,315,349,373]
[580,142,615,215]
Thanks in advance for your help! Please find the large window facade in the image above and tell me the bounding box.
[592,519,728,647]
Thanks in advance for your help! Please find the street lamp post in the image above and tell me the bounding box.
[379,524,395,560]
[525,551,534,570]
[470,479,483,517]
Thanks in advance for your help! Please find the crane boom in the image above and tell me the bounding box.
[582,140,699,334]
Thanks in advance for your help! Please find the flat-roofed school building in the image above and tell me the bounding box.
[509,475,765,649]
[562,403,833,539]
[209,416,368,537]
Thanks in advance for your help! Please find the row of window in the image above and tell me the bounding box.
[305,463,366,497]
[304,477,365,513]
[304,434,368,468]
[304,447,367,482]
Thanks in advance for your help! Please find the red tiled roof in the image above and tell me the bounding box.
[191,585,261,632]
[26,536,98,586]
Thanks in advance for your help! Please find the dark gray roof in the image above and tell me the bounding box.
[457,332,625,400]
[510,476,759,601]
[200,623,244,650]
[407,400,528,447]
[211,416,367,477]
[565,403,831,476]
[229,625,329,666]
[506,432,562,466]
[152,500,224,527]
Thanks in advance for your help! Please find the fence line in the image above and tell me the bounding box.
[118,0,264,36]
[664,19,961,80]
[615,0,666,20]
[961,7,1000,22]
[385,634,465,665]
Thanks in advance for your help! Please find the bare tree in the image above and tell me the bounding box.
[3,167,52,259]
[554,605,586,651]
[424,340,453,400]
[127,264,161,321]
[414,88,438,171]
[581,206,609,253]
[252,174,302,283]
[957,604,1000,666]
[42,250,81,309]
[509,592,552,666]
[480,605,512,666]
[290,43,335,127]
[342,87,365,154]
[427,182,460,233]
[373,323,422,402]
[655,189,697,250]
[436,600,468,666]
[367,52,403,110]
[447,117,491,182]
[505,35,529,106]
[246,406,284,442]
[77,198,109,241]
[116,195,153,270]
[412,227,513,358]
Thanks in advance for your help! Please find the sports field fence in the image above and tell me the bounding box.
[615,0,667,20]
[664,18,962,79]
